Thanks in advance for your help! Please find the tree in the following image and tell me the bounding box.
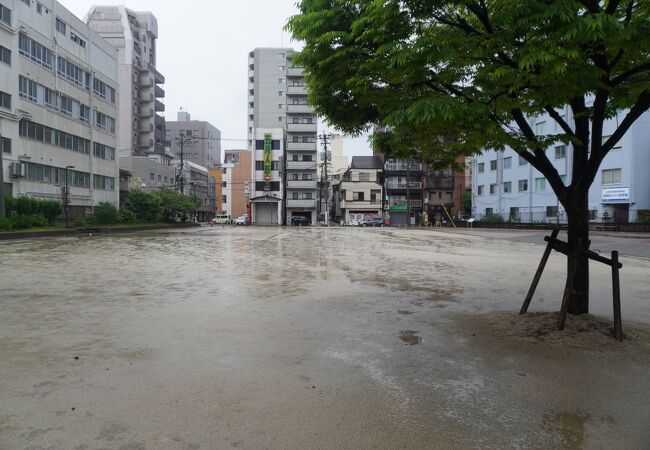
[287,0,650,315]
[91,202,119,225]
[154,190,201,222]
[125,190,163,223]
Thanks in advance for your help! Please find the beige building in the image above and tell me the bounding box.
[333,156,383,225]
[1,0,119,216]
[222,149,251,219]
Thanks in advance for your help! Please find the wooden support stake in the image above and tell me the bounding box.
[520,228,560,314]
[612,251,623,341]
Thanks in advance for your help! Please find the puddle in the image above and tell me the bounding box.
[399,330,422,345]
[397,310,414,315]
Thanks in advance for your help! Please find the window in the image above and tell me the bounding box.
[278,116,283,122]
[359,173,370,182]
[19,33,54,69]
[535,121,546,135]
[19,119,90,154]
[278,104,283,109]
[302,173,312,180]
[370,189,381,203]
[602,135,623,150]
[535,177,546,191]
[518,179,528,192]
[1,137,11,154]
[278,91,284,96]
[602,168,622,185]
[93,142,115,160]
[36,2,42,13]
[509,207,519,220]
[55,18,69,36]
[150,173,154,180]
[95,111,116,132]
[278,65,285,71]
[60,95,73,116]
[164,177,168,184]
[490,160,497,171]
[0,91,10,109]
[353,191,365,201]
[157,174,162,182]
[222,195,227,203]
[93,174,115,191]
[519,155,528,166]
[0,4,11,25]
[477,162,484,173]
[18,76,38,102]
[21,0,31,6]
[555,145,566,159]
[79,104,90,122]
[546,206,558,218]
[503,157,512,169]
[70,31,85,48]
[477,185,484,196]
[303,154,312,162]
[222,181,227,188]
[278,78,284,84]
[303,192,313,200]
[93,78,116,103]
[503,181,512,193]
[57,56,90,89]
[485,208,493,215]
[489,183,497,194]
[0,46,10,65]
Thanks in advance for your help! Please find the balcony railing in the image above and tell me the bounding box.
[287,180,317,189]
[287,104,313,114]
[287,85,307,95]
[287,122,317,132]
[286,160,317,170]
[384,161,422,172]
[287,199,316,208]
[386,181,422,189]
[287,67,304,77]
[286,141,317,151]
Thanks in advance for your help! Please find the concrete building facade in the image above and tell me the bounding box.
[332,156,383,225]
[173,159,211,222]
[247,48,317,224]
[1,0,119,217]
[222,149,251,219]
[165,110,221,169]
[249,128,283,225]
[86,6,169,195]
[472,109,650,223]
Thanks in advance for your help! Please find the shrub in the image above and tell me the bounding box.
[118,208,137,224]
[91,202,119,225]
[4,197,61,225]
[482,213,505,223]
[637,210,650,224]
[38,200,62,225]
[125,190,163,223]
[0,218,12,231]
[10,214,48,230]
[72,217,87,227]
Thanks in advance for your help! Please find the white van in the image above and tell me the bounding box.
[211,214,232,225]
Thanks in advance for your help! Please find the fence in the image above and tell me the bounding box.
[473,207,649,226]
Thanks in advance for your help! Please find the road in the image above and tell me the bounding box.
[1,227,649,449]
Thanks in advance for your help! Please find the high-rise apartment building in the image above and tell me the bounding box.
[247,48,318,225]
[0,0,119,216]
[86,6,171,189]
[165,110,221,169]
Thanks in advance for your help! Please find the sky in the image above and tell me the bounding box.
[59,0,372,159]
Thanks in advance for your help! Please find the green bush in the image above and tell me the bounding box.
[91,202,119,225]
[482,213,505,223]
[154,190,201,222]
[0,218,12,231]
[4,197,62,225]
[9,214,49,230]
[637,210,650,224]
[72,217,87,227]
[118,208,137,224]
[125,190,163,223]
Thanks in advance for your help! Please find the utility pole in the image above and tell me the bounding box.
[64,165,74,228]
[319,133,331,225]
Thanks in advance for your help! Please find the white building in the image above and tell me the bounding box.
[249,128,283,225]
[247,48,318,224]
[333,156,383,225]
[472,108,650,223]
[86,7,170,192]
[1,0,119,216]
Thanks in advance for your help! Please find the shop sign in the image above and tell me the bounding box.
[263,133,272,188]
[602,187,630,203]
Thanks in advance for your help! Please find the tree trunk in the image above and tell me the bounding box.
[565,196,590,314]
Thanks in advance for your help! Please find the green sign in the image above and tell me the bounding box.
[263,133,272,190]
[389,204,408,211]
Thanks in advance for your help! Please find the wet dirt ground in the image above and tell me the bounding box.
[1,227,649,449]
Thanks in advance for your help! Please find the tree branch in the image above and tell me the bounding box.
[610,62,650,86]
[545,106,575,137]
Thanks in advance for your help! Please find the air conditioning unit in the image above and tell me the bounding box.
[9,162,25,178]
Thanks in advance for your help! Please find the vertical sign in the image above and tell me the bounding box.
[263,133,272,191]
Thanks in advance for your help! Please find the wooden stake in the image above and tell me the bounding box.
[520,228,559,314]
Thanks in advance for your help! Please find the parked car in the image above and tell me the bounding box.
[291,216,311,226]
[212,214,232,225]
[359,217,384,227]
[234,214,249,226]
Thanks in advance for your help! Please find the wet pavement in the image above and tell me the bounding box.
[1,227,649,449]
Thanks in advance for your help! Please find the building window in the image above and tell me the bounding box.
[370,189,381,203]
[555,145,566,159]
[18,76,38,102]
[535,121,546,135]
[278,91,284,96]
[278,104,283,109]
[485,208,493,215]
[278,116,283,122]
[477,185,484,196]
[93,143,115,160]
[489,183,497,195]
[509,207,519,220]
[55,17,66,34]
[80,104,90,122]
[477,162,484,173]
[222,195,227,203]
[36,2,42,13]
[535,177,546,191]
[359,173,370,182]
[150,173,154,180]
[70,31,85,48]
[353,191,365,201]
[95,111,116,133]
[278,65,285,71]
[0,91,10,109]
[93,78,116,103]
[1,136,11,154]
[0,4,11,25]
[518,179,528,192]
[519,155,528,166]
[19,119,90,154]
[602,135,623,150]
[19,33,54,69]
[503,181,512,193]
[490,160,497,171]
[602,168,622,185]
[0,46,10,65]
[222,181,227,188]
[57,56,90,89]
[303,192,313,200]
[278,78,284,84]
[546,206,558,218]
[503,157,512,169]
[93,174,115,191]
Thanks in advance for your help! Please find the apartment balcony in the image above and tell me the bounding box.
[287,67,304,77]
[154,114,165,128]
[138,107,154,118]
[287,85,307,95]
[287,122,317,133]
[340,200,382,209]
[138,121,153,133]
[155,85,165,98]
[138,76,153,88]
[248,70,254,78]
[286,142,317,151]
[248,95,254,103]
[386,181,422,190]
[426,177,454,190]
[286,160,317,170]
[147,63,165,84]
[287,199,317,208]
[287,180,317,189]
[155,99,165,112]
[138,136,153,148]
[384,161,423,172]
[287,104,313,114]
[138,91,154,102]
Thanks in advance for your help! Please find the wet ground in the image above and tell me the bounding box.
[1,227,649,449]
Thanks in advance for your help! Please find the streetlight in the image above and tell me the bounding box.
[64,165,75,228]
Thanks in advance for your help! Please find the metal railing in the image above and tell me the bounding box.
[384,161,422,171]
[386,181,422,189]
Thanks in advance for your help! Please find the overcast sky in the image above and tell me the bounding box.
[59,0,372,159]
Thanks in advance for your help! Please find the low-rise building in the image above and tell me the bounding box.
[333,156,383,225]
[174,159,211,222]
[222,149,251,219]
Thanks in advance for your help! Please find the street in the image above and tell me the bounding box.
[1,228,649,449]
